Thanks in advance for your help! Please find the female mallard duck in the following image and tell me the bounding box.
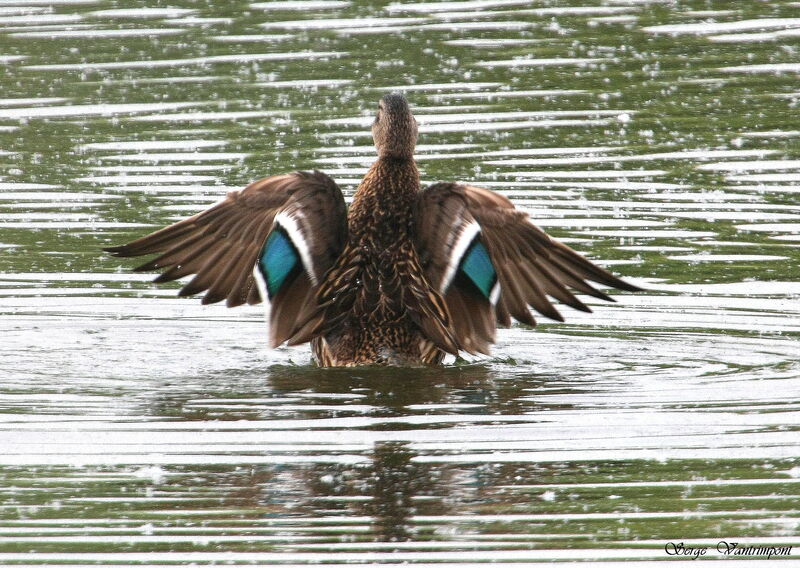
[106,93,640,366]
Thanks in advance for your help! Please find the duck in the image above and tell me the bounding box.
[105,93,641,367]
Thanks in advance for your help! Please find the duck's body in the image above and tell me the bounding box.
[106,94,640,367]
[312,156,448,366]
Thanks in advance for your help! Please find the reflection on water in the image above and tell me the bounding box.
[1,0,799,564]
[362,442,424,542]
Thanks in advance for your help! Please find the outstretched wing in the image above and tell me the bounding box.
[415,182,641,354]
[104,171,347,347]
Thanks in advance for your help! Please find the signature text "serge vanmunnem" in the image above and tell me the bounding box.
[665,541,793,560]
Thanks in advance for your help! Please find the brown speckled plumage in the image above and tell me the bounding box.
[105,93,641,367]
[304,95,456,365]
[312,159,451,366]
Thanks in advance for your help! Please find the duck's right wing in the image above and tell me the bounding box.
[104,171,347,347]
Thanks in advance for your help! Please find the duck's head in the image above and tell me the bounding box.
[372,93,418,159]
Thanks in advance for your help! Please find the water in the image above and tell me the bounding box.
[1,0,799,564]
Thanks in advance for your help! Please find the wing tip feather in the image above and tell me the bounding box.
[104,245,128,256]
[613,279,645,293]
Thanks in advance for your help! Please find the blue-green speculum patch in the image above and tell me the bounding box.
[459,237,497,300]
[258,227,300,299]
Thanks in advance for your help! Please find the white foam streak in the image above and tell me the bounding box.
[88,8,196,18]
[645,18,800,35]
[212,34,294,42]
[260,17,427,29]
[698,159,800,171]
[0,102,200,119]
[0,97,68,106]
[710,28,800,42]
[78,140,228,151]
[475,57,609,68]
[251,0,350,8]
[668,254,788,262]
[128,110,284,122]
[0,14,82,25]
[387,0,534,13]
[13,28,188,38]
[24,51,344,71]
[98,152,248,162]
[76,174,217,184]
[720,63,800,73]
[323,110,631,126]
[432,89,587,99]
[487,149,779,166]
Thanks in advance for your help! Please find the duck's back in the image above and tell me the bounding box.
[311,157,446,366]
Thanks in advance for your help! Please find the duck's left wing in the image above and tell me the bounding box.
[104,171,347,346]
[415,182,641,354]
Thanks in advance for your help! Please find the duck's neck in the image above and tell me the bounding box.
[348,156,420,248]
